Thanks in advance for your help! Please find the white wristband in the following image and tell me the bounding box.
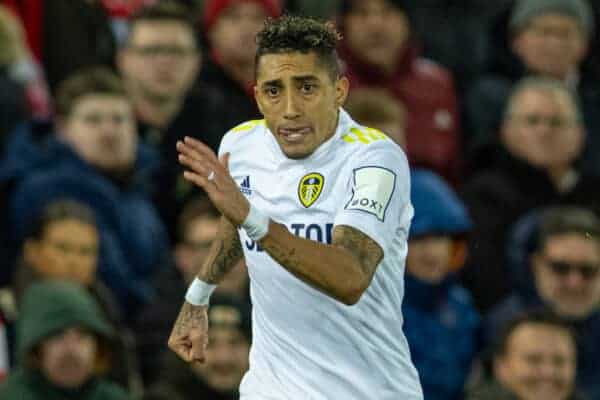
[185,278,217,306]
[242,203,270,241]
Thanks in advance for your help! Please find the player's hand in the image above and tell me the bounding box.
[168,301,209,363]
[177,137,250,226]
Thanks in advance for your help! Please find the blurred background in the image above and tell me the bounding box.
[0,0,599,399]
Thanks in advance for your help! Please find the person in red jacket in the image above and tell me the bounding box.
[338,0,462,183]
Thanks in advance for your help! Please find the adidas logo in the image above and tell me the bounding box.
[240,176,252,195]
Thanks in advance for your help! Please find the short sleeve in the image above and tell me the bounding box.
[333,144,413,253]
[217,131,233,158]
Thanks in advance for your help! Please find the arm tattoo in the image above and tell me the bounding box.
[173,302,207,337]
[332,225,383,279]
[198,216,244,284]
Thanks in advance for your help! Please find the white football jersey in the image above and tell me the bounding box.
[218,109,423,400]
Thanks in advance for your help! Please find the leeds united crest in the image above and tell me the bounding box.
[298,173,324,208]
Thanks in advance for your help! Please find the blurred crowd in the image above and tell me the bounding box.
[0,0,599,399]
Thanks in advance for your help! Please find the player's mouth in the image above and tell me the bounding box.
[278,126,312,143]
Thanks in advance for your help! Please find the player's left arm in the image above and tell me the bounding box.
[258,222,383,305]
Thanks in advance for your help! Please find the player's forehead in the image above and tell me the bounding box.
[256,51,328,84]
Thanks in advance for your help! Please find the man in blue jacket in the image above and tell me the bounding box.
[2,67,169,314]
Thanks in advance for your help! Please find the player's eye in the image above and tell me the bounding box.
[301,83,316,94]
[265,86,280,97]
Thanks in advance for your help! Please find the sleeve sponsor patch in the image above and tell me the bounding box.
[344,166,396,221]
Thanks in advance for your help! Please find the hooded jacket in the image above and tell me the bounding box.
[402,169,480,400]
[0,281,131,400]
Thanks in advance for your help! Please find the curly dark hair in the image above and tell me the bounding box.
[255,15,342,79]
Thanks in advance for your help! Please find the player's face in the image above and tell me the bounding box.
[255,52,349,159]
[494,323,576,400]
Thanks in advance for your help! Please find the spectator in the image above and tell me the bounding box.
[461,77,600,311]
[117,1,226,236]
[0,281,132,399]
[486,206,600,398]
[468,310,582,400]
[1,199,142,394]
[2,67,169,313]
[13,200,108,309]
[134,196,248,382]
[343,87,406,147]
[3,0,116,94]
[465,0,600,175]
[403,169,479,400]
[143,294,251,400]
[199,0,281,129]
[338,0,461,183]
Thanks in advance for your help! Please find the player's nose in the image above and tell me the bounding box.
[283,91,301,119]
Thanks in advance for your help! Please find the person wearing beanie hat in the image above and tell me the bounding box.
[0,281,132,399]
[511,0,592,80]
[403,169,480,400]
[464,0,600,179]
[144,294,251,400]
[510,0,594,37]
[204,0,281,32]
[198,0,282,138]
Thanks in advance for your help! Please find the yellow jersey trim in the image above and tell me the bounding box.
[231,119,266,133]
[341,127,389,145]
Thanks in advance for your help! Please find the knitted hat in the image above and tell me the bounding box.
[203,0,282,32]
[339,0,408,15]
[510,0,594,36]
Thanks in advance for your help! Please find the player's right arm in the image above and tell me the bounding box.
[196,215,245,284]
[168,215,244,363]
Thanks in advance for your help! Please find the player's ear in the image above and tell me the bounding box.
[335,76,349,108]
[254,85,265,115]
